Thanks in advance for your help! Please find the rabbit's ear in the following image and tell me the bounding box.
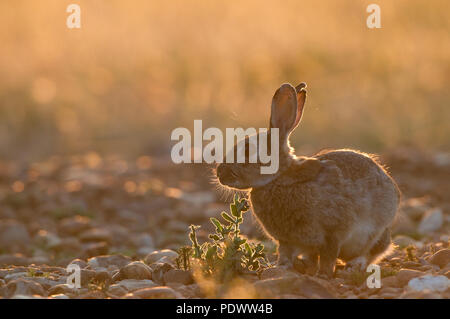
[294,82,307,128]
[270,83,307,140]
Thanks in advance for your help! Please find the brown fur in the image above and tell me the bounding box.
[216,83,400,277]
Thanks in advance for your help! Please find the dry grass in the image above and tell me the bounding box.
[0,0,449,160]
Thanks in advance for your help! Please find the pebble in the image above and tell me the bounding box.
[88,254,132,269]
[151,263,174,285]
[0,220,30,252]
[144,249,178,265]
[0,254,29,267]
[253,275,336,299]
[260,266,298,280]
[418,208,443,234]
[408,275,450,292]
[5,278,46,298]
[50,294,70,299]
[392,235,417,248]
[123,286,181,299]
[82,242,109,258]
[59,215,92,236]
[68,258,88,269]
[114,279,157,291]
[115,261,152,281]
[381,276,400,288]
[396,269,424,287]
[48,284,78,296]
[80,228,112,243]
[108,284,128,296]
[429,249,450,268]
[163,269,193,285]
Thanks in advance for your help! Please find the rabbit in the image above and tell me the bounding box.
[216,82,400,277]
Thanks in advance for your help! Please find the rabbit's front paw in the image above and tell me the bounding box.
[277,242,298,268]
[293,255,318,275]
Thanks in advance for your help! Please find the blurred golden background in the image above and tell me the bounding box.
[1,0,449,161]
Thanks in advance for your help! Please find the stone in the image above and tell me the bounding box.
[80,228,112,243]
[11,294,44,299]
[77,291,106,299]
[180,191,215,206]
[401,198,429,221]
[116,261,152,280]
[50,294,70,299]
[418,208,443,234]
[400,290,443,299]
[131,233,154,248]
[123,286,181,299]
[137,247,155,257]
[48,284,78,296]
[281,294,306,299]
[396,269,425,287]
[401,261,423,270]
[88,254,132,269]
[0,254,29,266]
[34,230,61,248]
[79,269,97,286]
[151,263,174,285]
[0,220,30,252]
[260,266,297,280]
[114,279,157,291]
[68,258,88,269]
[381,276,400,288]
[49,237,82,254]
[407,275,450,292]
[108,284,128,296]
[163,269,193,285]
[82,242,109,258]
[173,283,201,298]
[29,256,50,265]
[92,270,112,286]
[27,277,65,290]
[429,249,450,268]
[392,235,417,248]
[59,215,92,236]
[254,275,336,298]
[5,278,46,298]
[144,249,178,265]
[391,212,416,235]
[4,272,28,282]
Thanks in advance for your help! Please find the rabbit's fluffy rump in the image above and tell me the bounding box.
[251,149,400,273]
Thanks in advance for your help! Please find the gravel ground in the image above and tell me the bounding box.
[0,148,449,299]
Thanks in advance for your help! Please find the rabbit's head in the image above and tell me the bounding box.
[216,83,307,189]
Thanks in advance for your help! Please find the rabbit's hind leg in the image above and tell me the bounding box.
[345,228,391,272]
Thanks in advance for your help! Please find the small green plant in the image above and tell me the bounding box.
[177,195,269,282]
[405,245,418,261]
[175,246,192,271]
[26,268,50,278]
[26,268,37,277]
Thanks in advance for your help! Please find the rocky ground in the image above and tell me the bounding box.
[0,148,449,299]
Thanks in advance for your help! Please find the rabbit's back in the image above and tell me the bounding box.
[250,149,400,259]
